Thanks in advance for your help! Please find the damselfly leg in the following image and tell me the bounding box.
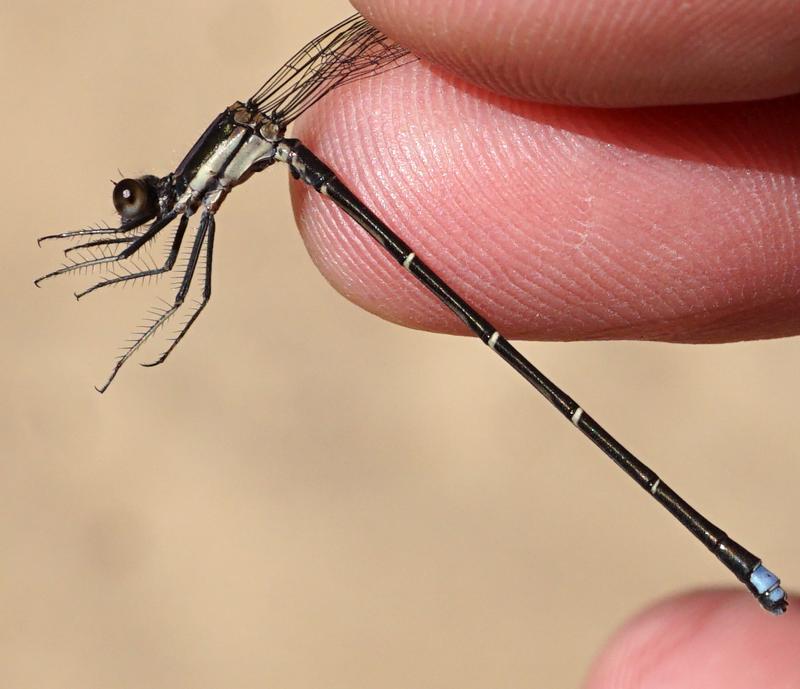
[142,214,215,369]
[91,212,210,392]
[74,216,189,300]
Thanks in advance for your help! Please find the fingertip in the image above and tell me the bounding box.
[352,0,800,106]
[584,591,800,689]
[289,63,800,343]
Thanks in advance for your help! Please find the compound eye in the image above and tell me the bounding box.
[112,178,158,221]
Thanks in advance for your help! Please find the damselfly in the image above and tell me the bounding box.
[35,13,787,614]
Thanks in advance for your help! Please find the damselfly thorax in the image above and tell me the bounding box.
[171,102,284,216]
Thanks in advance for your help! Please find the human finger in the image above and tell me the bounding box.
[584,591,800,689]
[352,0,800,106]
[290,63,800,343]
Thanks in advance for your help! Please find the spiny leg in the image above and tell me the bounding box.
[34,212,177,287]
[37,218,143,246]
[64,236,139,256]
[76,215,188,299]
[115,210,179,260]
[34,254,127,287]
[143,214,215,367]
[95,215,209,393]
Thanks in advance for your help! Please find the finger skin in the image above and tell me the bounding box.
[290,63,800,343]
[351,0,800,107]
[584,591,800,689]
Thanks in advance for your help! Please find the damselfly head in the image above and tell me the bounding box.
[112,175,160,224]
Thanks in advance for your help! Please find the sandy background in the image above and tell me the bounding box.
[2,1,798,687]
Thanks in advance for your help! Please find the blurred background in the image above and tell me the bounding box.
[2,1,797,687]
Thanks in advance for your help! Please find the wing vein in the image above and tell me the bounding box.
[248,13,416,124]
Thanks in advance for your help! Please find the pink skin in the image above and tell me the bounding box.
[352,0,800,106]
[289,2,799,681]
[292,66,800,343]
[584,592,800,688]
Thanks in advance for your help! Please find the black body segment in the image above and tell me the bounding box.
[280,139,788,615]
